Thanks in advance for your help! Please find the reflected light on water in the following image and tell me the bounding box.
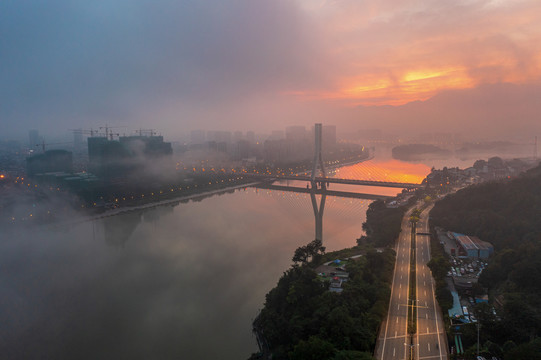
[333,159,431,184]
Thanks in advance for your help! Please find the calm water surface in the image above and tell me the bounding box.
[0,160,430,359]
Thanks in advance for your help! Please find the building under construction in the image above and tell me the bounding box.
[88,134,172,179]
[26,149,73,176]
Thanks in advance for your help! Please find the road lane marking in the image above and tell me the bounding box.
[428,343,430,352]
[393,347,395,357]
[396,317,399,324]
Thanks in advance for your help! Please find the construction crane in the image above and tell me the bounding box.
[36,140,73,152]
[69,128,99,137]
[135,129,157,137]
[99,125,126,140]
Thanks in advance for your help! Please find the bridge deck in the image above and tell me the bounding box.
[254,184,392,200]
[244,174,422,189]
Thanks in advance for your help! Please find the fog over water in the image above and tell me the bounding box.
[0,159,432,358]
[0,187,370,358]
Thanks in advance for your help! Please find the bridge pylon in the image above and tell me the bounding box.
[311,123,327,189]
[310,123,327,241]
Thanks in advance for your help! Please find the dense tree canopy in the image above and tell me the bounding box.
[430,162,541,356]
[252,246,395,359]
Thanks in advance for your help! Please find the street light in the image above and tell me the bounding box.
[404,340,419,360]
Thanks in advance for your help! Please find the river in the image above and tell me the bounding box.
[0,158,441,359]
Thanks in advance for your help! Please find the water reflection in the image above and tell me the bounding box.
[0,186,372,359]
[102,211,143,247]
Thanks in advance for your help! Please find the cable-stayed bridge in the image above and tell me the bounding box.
[250,124,423,241]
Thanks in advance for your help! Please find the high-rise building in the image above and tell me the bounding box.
[190,130,206,145]
[27,149,73,176]
[28,129,40,149]
[88,135,172,178]
[322,125,337,149]
[285,126,307,142]
[73,129,84,152]
[246,131,256,144]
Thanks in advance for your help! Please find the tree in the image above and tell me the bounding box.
[292,239,326,265]
[289,336,336,360]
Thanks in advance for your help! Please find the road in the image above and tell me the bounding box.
[415,205,448,360]
[375,204,448,359]
[375,208,414,360]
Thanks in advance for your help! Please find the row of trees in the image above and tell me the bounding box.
[358,200,409,247]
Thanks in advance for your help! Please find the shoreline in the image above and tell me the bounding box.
[33,156,374,229]
[45,181,260,228]
[82,157,374,222]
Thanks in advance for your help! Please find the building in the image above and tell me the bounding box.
[88,135,172,178]
[285,126,308,142]
[450,233,494,259]
[322,125,337,149]
[190,130,206,145]
[26,149,73,176]
[28,129,40,149]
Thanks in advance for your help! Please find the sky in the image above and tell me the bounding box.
[2,0,541,140]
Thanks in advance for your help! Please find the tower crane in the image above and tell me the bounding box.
[36,140,73,152]
[99,125,126,140]
[69,128,99,137]
[135,129,157,137]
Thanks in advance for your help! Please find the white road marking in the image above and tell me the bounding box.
[426,313,428,319]
[427,327,429,333]
[393,347,396,357]
[428,343,431,351]
[396,317,399,324]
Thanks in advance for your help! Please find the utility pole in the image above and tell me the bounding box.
[477,322,480,357]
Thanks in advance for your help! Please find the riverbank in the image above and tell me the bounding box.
[71,156,376,226]
[49,181,261,228]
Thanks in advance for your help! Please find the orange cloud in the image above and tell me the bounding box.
[288,0,541,107]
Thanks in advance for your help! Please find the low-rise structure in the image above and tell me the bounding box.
[449,232,494,259]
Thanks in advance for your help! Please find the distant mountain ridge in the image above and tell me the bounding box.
[347,82,541,139]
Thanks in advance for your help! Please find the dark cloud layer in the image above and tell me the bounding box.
[1,1,324,136]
